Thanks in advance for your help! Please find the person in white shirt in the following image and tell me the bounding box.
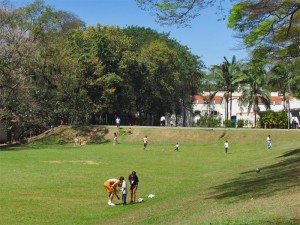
[121,178,127,205]
[266,135,272,150]
[116,117,121,128]
[160,116,166,126]
[174,143,179,151]
[224,140,229,154]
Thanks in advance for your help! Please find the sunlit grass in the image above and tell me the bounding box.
[0,127,299,225]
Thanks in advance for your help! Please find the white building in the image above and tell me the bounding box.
[192,91,300,128]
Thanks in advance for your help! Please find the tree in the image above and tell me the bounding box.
[267,62,293,110]
[0,0,85,138]
[122,26,203,126]
[228,1,300,60]
[136,0,300,61]
[135,0,229,27]
[239,63,270,127]
[211,56,243,121]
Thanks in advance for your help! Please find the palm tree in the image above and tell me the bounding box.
[239,64,270,127]
[212,56,244,121]
[267,61,293,110]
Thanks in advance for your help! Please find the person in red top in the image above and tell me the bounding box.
[103,177,124,206]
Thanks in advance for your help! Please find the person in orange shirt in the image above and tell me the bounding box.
[103,177,124,206]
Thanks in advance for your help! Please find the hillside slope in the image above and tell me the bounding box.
[26,125,300,146]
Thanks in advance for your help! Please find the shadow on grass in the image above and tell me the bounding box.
[207,148,300,200]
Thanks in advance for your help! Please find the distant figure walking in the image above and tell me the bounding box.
[160,116,166,126]
[174,143,179,151]
[266,135,272,150]
[74,134,79,146]
[116,117,121,128]
[224,140,229,154]
[113,132,118,144]
[143,136,148,150]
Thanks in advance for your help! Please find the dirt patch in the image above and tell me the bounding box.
[41,160,99,165]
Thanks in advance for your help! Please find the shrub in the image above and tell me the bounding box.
[237,119,244,128]
[224,119,235,128]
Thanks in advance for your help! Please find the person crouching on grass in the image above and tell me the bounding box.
[103,177,124,206]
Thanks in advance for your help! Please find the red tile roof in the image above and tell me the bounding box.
[192,95,223,104]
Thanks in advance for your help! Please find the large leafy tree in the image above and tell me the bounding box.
[122,26,203,126]
[0,0,85,137]
[67,25,134,124]
[136,0,300,61]
[228,0,300,60]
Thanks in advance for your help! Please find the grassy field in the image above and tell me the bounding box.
[0,126,299,225]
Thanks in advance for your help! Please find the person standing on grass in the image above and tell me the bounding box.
[160,116,166,126]
[113,132,118,144]
[128,171,139,204]
[266,135,272,150]
[116,116,121,128]
[74,134,79,146]
[143,136,148,150]
[174,143,179,151]
[103,177,124,206]
[121,177,127,205]
[224,140,229,154]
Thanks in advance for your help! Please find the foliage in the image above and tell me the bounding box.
[237,119,244,128]
[135,0,229,27]
[212,56,244,120]
[259,111,288,129]
[228,0,300,60]
[196,116,221,127]
[239,61,270,127]
[224,119,234,128]
[0,0,203,137]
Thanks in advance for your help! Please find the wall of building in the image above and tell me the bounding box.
[193,92,300,127]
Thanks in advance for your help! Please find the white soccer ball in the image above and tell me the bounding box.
[138,198,144,203]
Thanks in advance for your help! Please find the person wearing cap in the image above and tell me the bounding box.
[103,177,124,206]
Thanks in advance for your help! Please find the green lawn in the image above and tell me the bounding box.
[0,127,299,225]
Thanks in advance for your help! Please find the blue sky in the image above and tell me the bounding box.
[15,0,248,68]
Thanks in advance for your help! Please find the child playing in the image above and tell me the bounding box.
[174,143,179,151]
[224,140,229,154]
[121,177,127,205]
[113,132,118,144]
[266,135,272,150]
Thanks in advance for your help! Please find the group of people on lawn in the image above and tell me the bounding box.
[104,171,139,206]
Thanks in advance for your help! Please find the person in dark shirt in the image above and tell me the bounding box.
[128,171,139,204]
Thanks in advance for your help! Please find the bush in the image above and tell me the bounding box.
[224,119,235,128]
[196,117,221,127]
[237,119,244,128]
